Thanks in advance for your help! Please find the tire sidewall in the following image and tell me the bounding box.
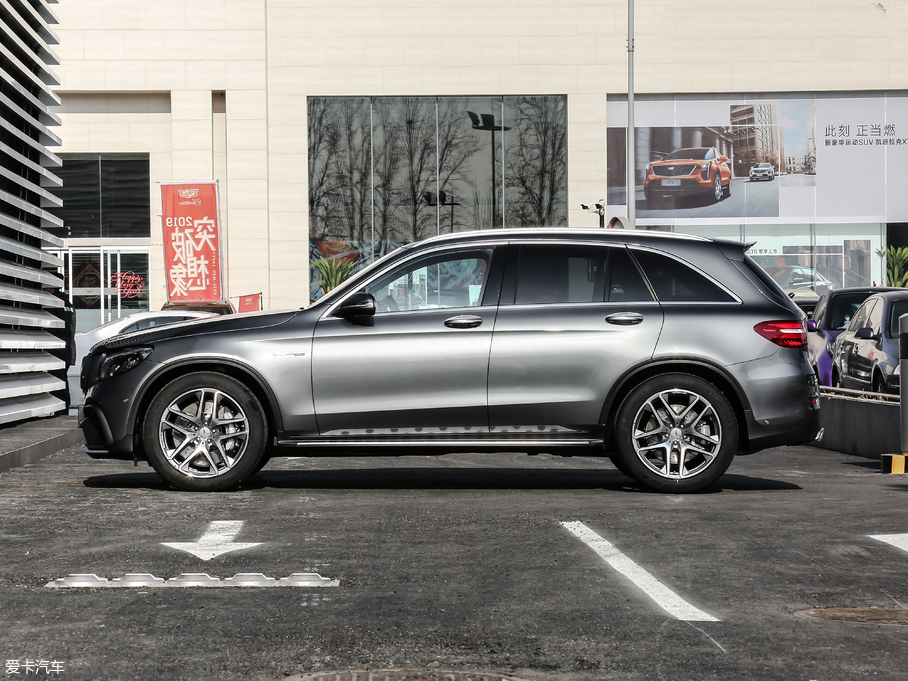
[143,372,268,492]
[615,373,738,493]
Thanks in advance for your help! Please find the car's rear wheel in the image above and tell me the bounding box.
[143,372,267,492]
[615,374,737,493]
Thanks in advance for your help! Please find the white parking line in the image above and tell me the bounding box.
[869,533,908,553]
[561,521,719,622]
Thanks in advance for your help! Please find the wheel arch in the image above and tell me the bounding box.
[599,359,751,451]
[130,359,282,458]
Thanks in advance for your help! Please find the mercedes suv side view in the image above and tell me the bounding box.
[79,229,820,494]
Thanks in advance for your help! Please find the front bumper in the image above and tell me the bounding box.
[644,175,713,196]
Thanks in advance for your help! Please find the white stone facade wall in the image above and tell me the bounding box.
[53,0,908,310]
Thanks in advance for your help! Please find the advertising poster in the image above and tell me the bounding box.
[605,94,906,289]
[160,181,225,303]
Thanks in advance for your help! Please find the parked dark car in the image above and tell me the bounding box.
[831,290,908,393]
[806,287,899,386]
[80,228,820,494]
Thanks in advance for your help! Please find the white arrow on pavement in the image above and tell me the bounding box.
[869,533,908,554]
[162,521,263,561]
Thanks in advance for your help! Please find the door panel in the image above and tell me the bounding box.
[488,302,663,432]
[312,309,495,435]
[311,246,500,437]
[487,244,663,434]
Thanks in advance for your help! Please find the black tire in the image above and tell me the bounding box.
[712,173,722,203]
[614,374,738,493]
[143,372,268,492]
[872,373,887,395]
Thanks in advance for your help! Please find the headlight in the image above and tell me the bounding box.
[645,163,651,172]
[100,347,153,379]
[699,162,710,169]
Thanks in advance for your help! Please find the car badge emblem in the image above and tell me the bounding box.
[178,189,199,199]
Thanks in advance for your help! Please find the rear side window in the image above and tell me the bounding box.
[632,250,735,302]
[514,245,606,304]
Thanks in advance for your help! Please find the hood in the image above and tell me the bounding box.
[90,309,301,354]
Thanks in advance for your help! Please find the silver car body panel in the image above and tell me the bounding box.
[78,227,819,461]
[488,301,664,432]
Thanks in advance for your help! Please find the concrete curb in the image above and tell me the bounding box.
[0,427,83,475]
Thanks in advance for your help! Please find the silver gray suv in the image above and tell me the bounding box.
[80,229,820,493]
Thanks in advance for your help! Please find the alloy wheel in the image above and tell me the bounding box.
[158,387,250,478]
[630,388,722,480]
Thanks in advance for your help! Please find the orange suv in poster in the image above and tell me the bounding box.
[643,147,731,206]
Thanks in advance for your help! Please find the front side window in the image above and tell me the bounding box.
[365,249,493,313]
[888,300,908,338]
[848,300,874,332]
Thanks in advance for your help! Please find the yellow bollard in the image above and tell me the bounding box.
[882,454,907,474]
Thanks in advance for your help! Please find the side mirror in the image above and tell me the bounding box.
[854,327,874,340]
[719,155,729,163]
[336,292,376,325]
[806,320,818,332]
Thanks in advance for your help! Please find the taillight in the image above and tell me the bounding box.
[754,320,807,348]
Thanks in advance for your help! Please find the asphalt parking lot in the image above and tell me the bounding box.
[2,444,908,681]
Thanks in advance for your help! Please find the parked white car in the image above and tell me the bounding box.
[67,311,214,408]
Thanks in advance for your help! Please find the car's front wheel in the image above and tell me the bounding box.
[712,173,722,202]
[143,372,268,492]
[614,374,737,493]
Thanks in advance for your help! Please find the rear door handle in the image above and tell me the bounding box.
[444,315,483,329]
[605,312,644,326]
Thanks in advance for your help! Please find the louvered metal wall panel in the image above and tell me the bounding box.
[0,0,63,425]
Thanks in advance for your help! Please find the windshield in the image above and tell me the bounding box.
[664,148,710,160]
[309,242,419,308]
[756,163,772,169]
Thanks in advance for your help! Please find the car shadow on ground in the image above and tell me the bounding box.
[82,467,801,494]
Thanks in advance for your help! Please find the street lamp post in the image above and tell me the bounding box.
[467,111,511,227]
[627,0,636,228]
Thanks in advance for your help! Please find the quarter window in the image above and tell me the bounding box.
[365,249,493,313]
[632,250,735,302]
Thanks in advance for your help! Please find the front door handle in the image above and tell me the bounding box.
[605,312,644,326]
[444,315,483,329]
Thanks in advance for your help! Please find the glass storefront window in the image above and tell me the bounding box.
[48,154,151,239]
[307,95,567,299]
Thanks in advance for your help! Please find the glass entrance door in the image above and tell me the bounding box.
[52,248,151,332]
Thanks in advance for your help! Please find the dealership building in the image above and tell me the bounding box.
[34,0,908,330]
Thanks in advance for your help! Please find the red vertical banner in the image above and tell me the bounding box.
[160,181,225,303]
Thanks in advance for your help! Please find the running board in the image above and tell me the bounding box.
[277,439,602,448]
